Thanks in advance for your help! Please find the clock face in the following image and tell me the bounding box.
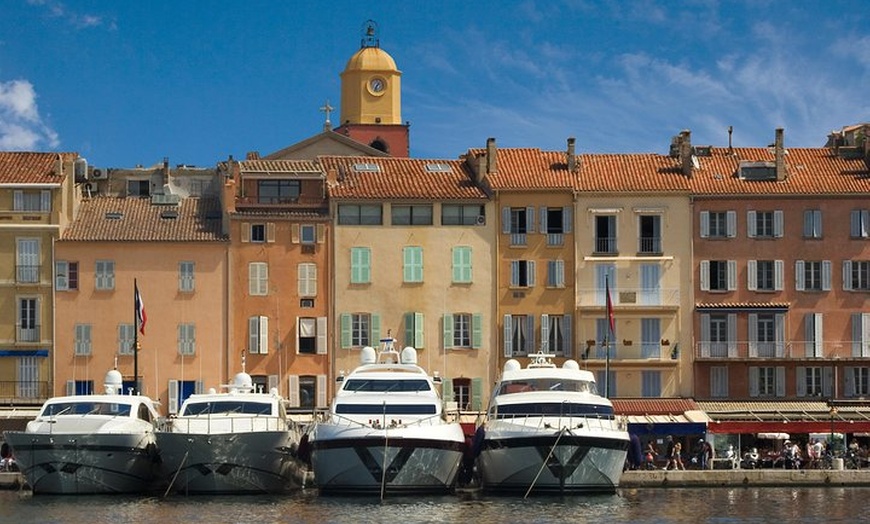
[368,77,386,94]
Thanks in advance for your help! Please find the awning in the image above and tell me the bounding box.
[626,413,708,436]
[0,349,49,357]
[615,398,709,436]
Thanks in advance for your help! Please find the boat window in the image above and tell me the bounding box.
[180,400,274,416]
[335,404,437,415]
[138,403,152,423]
[41,401,131,417]
[342,379,431,393]
[490,402,614,419]
[496,379,596,395]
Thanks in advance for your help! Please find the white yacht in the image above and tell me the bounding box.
[307,337,465,495]
[476,353,629,494]
[157,371,307,494]
[3,369,163,494]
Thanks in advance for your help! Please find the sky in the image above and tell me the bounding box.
[1,1,868,169]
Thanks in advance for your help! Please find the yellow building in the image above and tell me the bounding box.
[0,152,79,404]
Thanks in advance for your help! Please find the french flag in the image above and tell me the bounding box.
[135,281,147,335]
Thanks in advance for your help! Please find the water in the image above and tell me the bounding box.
[0,487,861,523]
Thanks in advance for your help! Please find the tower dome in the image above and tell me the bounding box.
[343,46,398,73]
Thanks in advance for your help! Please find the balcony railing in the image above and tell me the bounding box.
[510,233,527,246]
[584,343,677,361]
[577,287,681,307]
[15,265,40,283]
[235,195,326,208]
[546,233,565,246]
[694,340,870,360]
[17,325,40,343]
[0,380,50,403]
[594,236,617,254]
[638,236,662,254]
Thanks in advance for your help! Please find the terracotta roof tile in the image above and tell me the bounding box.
[482,148,576,190]
[239,159,322,174]
[0,152,77,184]
[320,156,488,200]
[612,398,700,415]
[696,302,790,309]
[578,153,692,192]
[62,196,227,242]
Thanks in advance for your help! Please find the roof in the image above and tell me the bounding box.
[61,196,227,242]
[343,46,398,72]
[238,159,322,175]
[612,398,701,415]
[321,156,489,201]
[477,148,577,191]
[0,151,77,184]
[264,130,389,161]
[688,147,870,196]
[578,153,692,193]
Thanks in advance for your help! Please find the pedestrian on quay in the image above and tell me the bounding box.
[664,436,675,470]
[672,441,686,470]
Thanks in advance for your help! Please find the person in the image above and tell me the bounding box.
[705,440,716,470]
[645,441,657,469]
[664,436,675,470]
[697,439,708,469]
[672,441,685,470]
[626,434,643,470]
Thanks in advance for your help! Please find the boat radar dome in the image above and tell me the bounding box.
[104,369,123,394]
[562,359,580,370]
[231,372,253,392]
[504,359,521,372]
[400,346,418,365]
[360,346,377,365]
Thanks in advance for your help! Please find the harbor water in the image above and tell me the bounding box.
[0,486,863,523]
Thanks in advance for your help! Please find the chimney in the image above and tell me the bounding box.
[486,137,497,174]
[246,151,260,160]
[863,124,870,161]
[679,129,693,178]
[163,157,170,187]
[567,137,577,172]
[774,128,786,181]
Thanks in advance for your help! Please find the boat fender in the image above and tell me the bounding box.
[297,434,311,465]
[471,426,486,458]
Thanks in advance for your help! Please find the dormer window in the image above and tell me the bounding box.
[738,161,776,180]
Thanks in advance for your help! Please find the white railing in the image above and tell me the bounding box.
[168,415,286,433]
[695,340,870,360]
[577,287,681,307]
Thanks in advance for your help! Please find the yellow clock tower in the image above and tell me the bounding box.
[335,21,410,157]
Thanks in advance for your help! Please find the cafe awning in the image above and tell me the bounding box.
[613,399,709,436]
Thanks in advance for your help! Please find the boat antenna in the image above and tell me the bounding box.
[241,349,247,374]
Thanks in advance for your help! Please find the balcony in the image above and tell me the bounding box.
[0,380,50,404]
[15,265,40,284]
[235,195,326,210]
[694,340,870,360]
[17,324,40,343]
[584,342,678,362]
[546,233,565,246]
[638,236,662,255]
[577,287,681,308]
[594,236,617,254]
[510,233,527,246]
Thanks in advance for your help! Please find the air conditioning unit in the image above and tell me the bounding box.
[91,168,108,180]
[475,215,486,225]
[83,182,99,194]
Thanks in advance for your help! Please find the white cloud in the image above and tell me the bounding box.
[26,0,109,30]
[0,80,60,150]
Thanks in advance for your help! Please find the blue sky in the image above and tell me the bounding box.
[1,1,868,169]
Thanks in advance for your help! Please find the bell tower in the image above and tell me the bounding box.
[335,20,410,157]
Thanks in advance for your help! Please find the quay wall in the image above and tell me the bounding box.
[620,469,870,488]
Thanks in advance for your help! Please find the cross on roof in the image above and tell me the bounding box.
[320,100,334,131]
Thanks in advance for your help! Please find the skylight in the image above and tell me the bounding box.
[352,163,381,172]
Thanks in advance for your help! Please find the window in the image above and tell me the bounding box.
[747,210,782,238]
[249,316,269,354]
[851,210,870,238]
[796,260,831,291]
[748,260,783,291]
[444,313,481,350]
[594,215,617,253]
[442,204,485,226]
[846,367,870,397]
[452,378,471,410]
[502,206,532,246]
[700,260,736,291]
[541,314,570,356]
[298,317,326,355]
[804,313,824,357]
[13,190,50,212]
[638,215,661,254]
[118,324,135,355]
[179,261,195,292]
[452,247,472,283]
[749,313,784,358]
[338,204,383,225]
[55,261,78,291]
[753,367,779,397]
[641,371,661,397]
[640,264,661,305]
[700,210,736,238]
[257,179,300,204]
[392,204,433,225]
[249,262,268,295]
[546,260,565,288]
[402,247,423,283]
[845,261,870,291]
[349,313,373,348]
[298,376,316,409]
[798,367,826,397]
[504,314,532,356]
[710,367,728,397]
[178,324,195,356]
[852,313,870,357]
[700,313,736,358]
[95,260,115,290]
[298,263,317,297]
[68,380,94,396]
[127,179,150,197]
[75,324,92,356]
[16,238,39,283]
[804,210,822,238]
[300,224,316,244]
[540,206,571,246]
[250,224,266,242]
[640,318,661,358]
[510,260,535,288]
[17,356,39,398]
[350,247,371,284]
[17,298,38,342]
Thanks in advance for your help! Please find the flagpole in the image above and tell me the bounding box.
[605,275,613,399]
[134,278,139,395]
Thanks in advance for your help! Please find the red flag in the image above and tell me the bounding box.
[135,282,147,335]
[606,278,615,335]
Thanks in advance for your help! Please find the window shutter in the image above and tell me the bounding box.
[66,380,75,396]
[748,368,759,397]
[241,222,250,242]
[700,211,709,238]
[371,314,380,343]
[563,206,572,233]
[843,261,852,291]
[540,314,549,353]
[525,315,535,353]
[501,207,510,234]
[700,314,711,358]
[563,315,572,357]
[13,190,22,210]
[844,367,855,397]
[291,224,300,243]
[258,316,269,354]
[747,260,757,290]
[266,222,276,242]
[442,314,453,350]
[822,260,832,290]
[471,377,483,411]
[510,260,519,287]
[340,313,351,349]
[526,206,535,233]
[288,375,300,407]
[472,313,482,349]
[795,260,805,291]
[700,261,710,291]
[823,367,834,397]
[41,190,50,211]
[316,317,327,355]
[775,367,786,397]
[539,207,548,234]
[268,375,279,393]
[527,260,536,287]
[796,368,807,397]
[316,224,326,243]
[748,314,758,357]
[168,379,179,415]
[316,375,327,408]
[775,313,785,357]
[249,317,259,353]
[747,211,756,237]
[503,315,512,357]
[727,260,737,291]
[726,211,737,237]
[727,314,737,357]
[774,260,784,291]
[773,210,783,237]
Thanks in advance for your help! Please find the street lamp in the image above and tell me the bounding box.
[830,406,838,455]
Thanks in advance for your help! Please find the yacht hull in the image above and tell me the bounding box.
[157,431,305,494]
[4,431,162,494]
[478,431,628,493]
[310,426,465,494]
